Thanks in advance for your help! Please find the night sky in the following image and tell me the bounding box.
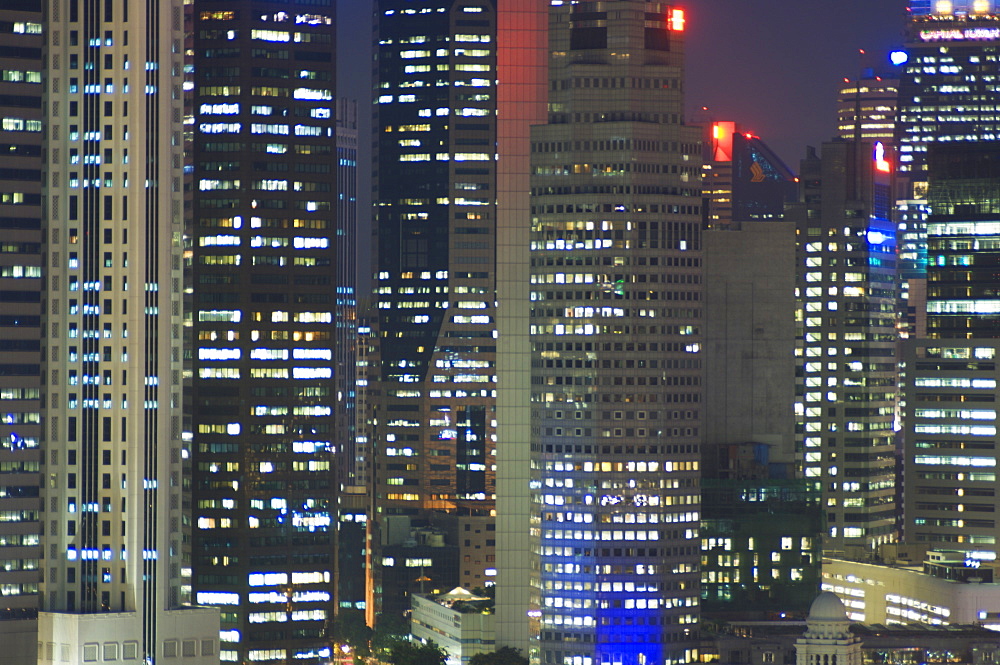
[337,0,911,237]
[686,0,909,167]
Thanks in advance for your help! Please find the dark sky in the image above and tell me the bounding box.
[685,0,909,167]
[337,0,910,180]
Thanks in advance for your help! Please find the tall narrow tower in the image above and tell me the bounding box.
[520,3,703,664]
[789,141,898,548]
[374,1,548,615]
[0,1,44,659]
[39,0,218,661]
[188,2,339,662]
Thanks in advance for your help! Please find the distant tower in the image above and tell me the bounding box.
[795,592,862,665]
[788,141,898,548]
[835,72,898,144]
[699,121,797,230]
[337,98,360,488]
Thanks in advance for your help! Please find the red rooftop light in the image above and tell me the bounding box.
[669,8,685,31]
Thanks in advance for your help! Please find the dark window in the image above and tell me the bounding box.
[570,27,606,50]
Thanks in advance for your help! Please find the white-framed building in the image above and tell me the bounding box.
[411,588,495,665]
[823,555,1000,629]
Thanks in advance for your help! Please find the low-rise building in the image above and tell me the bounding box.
[822,552,1000,628]
[411,588,495,665]
[702,593,1000,665]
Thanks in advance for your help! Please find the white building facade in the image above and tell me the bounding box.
[35,0,218,662]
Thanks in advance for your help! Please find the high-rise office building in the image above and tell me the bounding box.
[903,144,1000,557]
[492,0,549,655]
[0,1,43,659]
[898,0,1000,177]
[896,1,1000,304]
[37,0,218,661]
[893,2,1000,553]
[514,3,703,664]
[374,0,529,605]
[788,141,898,548]
[697,122,822,618]
[898,0,1000,185]
[334,98,368,619]
[698,122,797,459]
[836,72,898,144]
[187,2,339,663]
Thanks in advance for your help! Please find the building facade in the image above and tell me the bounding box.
[699,122,796,230]
[373,0,502,598]
[835,73,898,144]
[895,1,1000,320]
[901,145,1000,556]
[702,221,797,460]
[38,0,218,661]
[897,3,1000,192]
[525,3,703,664]
[789,142,898,548]
[0,1,43,659]
[493,0,550,656]
[823,554,1000,628]
[187,2,339,662]
[701,465,822,617]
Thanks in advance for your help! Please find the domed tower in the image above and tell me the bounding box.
[795,592,863,665]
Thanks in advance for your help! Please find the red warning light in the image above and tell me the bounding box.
[669,8,685,31]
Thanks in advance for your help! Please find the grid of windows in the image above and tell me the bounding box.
[792,142,898,546]
[188,3,338,663]
[529,4,701,665]
[0,1,42,620]
[374,0,499,607]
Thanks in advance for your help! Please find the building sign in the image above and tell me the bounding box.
[874,142,891,173]
[920,27,1000,41]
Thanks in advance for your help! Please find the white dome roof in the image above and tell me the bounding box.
[808,592,848,623]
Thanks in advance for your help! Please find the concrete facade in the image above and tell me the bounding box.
[37,609,219,665]
[703,222,797,462]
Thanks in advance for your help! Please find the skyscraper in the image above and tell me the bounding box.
[510,3,703,663]
[373,0,532,605]
[898,0,1000,185]
[835,72,898,144]
[187,3,340,662]
[493,0,549,655]
[903,144,1000,557]
[337,98,361,489]
[37,0,218,661]
[789,141,898,548]
[0,1,43,659]
[896,0,1000,310]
